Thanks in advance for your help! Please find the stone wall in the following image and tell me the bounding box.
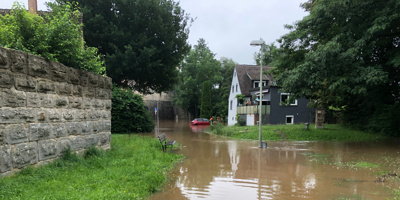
[0,47,112,175]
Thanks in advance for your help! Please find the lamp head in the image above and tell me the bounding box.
[250,40,264,46]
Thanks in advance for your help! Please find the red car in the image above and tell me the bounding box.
[191,118,210,125]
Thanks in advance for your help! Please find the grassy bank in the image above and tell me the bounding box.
[0,134,183,200]
[209,123,386,141]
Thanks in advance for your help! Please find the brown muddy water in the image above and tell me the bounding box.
[148,121,400,200]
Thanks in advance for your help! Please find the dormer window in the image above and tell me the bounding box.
[253,81,267,88]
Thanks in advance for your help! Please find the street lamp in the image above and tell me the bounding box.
[250,39,266,148]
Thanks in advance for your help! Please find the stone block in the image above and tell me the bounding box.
[0,125,4,145]
[68,97,82,109]
[28,54,50,78]
[76,110,88,121]
[93,99,104,109]
[80,70,89,87]
[49,61,68,83]
[0,145,11,173]
[47,109,62,122]
[98,133,111,146]
[102,111,111,120]
[81,122,92,135]
[10,49,28,74]
[72,85,83,97]
[0,70,14,89]
[104,76,112,89]
[104,121,111,132]
[88,73,98,88]
[52,123,67,138]
[68,68,80,85]
[38,81,55,94]
[15,74,37,92]
[40,94,55,108]
[18,108,36,122]
[55,96,69,108]
[62,110,75,121]
[0,108,18,123]
[85,134,98,146]
[83,87,96,98]
[66,122,81,135]
[37,110,46,122]
[97,76,106,88]
[96,88,111,100]
[12,142,38,168]
[38,139,57,161]
[82,98,93,109]
[5,124,28,144]
[56,82,72,96]
[2,88,26,107]
[27,92,40,108]
[98,121,105,132]
[56,138,71,156]
[0,47,10,69]
[105,100,112,110]
[30,123,53,141]
[69,136,85,151]
[91,122,99,133]
[89,110,101,121]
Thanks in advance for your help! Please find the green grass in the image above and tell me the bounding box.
[0,134,183,200]
[209,123,386,141]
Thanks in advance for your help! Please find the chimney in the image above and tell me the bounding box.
[28,0,37,13]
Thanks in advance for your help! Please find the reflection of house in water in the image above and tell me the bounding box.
[227,141,240,177]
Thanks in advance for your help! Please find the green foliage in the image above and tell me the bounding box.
[83,146,104,159]
[200,81,212,118]
[254,42,279,66]
[57,0,191,94]
[272,0,400,135]
[0,2,104,74]
[172,39,222,118]
[111,85,154,134]
[212,58,237,120]
[0,135,183,199]
[235,94,245,104]
[235,114,246,126]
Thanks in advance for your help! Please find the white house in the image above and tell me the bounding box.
[227,65,312,126]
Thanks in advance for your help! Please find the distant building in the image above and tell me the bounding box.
[227,65,312,126]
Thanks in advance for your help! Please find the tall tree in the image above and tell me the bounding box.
[200,81,212,118]
[173,39,222,118]
[212,58,236,120]
[57,0,191,94]
[254,42,279,66]
[273,0,400,135]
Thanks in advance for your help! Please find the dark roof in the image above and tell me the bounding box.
[236,65,274,96]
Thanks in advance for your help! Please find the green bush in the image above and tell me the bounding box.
[0,2,104,74]
[111,85,154,134]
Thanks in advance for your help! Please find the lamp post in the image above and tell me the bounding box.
[250,40,266,148]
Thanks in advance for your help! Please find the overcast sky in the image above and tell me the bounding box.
[1,0,308,64]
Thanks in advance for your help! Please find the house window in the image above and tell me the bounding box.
[236,84,238,92]
[232,86,234,93]
[230,100,233,110]
[280,93,298,106]
[253,81,267,88]
[286,115,294,124]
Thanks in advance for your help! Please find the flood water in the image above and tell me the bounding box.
[148,121,400,200]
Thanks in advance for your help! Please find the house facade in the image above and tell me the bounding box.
[227,65,312,126]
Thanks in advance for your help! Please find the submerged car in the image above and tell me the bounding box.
[191,118,210,125]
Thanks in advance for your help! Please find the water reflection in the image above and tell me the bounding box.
[149,121,400,200]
